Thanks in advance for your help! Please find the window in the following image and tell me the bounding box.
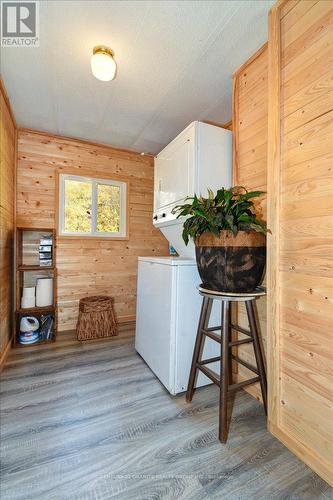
[59,174,127,237]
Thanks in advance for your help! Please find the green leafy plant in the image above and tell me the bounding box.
[172,187,268,245]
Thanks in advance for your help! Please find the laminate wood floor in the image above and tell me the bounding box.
[0,330,331,500]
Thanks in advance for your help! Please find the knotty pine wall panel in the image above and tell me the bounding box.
[16,130,169,331]
[232,43,268,401]
[268,0,333,485]
[0,81,15,360]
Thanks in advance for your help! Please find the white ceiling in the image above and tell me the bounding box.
[1,0,274,154]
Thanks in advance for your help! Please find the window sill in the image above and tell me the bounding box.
[57,234,129,241]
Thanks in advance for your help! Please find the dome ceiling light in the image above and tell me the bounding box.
[91,45,117,82]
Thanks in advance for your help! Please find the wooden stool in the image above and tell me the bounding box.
[186,285,267,443]
[76,296,118,341]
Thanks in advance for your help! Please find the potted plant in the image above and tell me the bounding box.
[172,187,268,292]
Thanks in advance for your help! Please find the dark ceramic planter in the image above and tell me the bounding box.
[195,230,266,293]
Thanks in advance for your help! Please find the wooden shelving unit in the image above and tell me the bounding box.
[18,265,56,272]
[14,228,57,346]
[16,305,56,315]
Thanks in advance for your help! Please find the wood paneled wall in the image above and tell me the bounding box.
[267,0,333,485]
[232,44,268,401]
[0,81,16,364]
[16,130,169,331]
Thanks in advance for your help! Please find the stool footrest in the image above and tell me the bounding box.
[197,365,220,386]
[232,354,259,375]
[202,329,221,343]
[197,365,260,392]
[230,324,252,337]
[228,376,260,391]
[229,338,253,347]
[198,356,221,366]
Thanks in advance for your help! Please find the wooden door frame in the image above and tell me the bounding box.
[267,0,283,432]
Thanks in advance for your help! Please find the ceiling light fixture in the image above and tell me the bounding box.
[91,45,117,82]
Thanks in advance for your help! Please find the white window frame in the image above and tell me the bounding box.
[59,173,127,238]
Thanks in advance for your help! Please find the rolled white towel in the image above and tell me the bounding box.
[21,296,35,308]
[36,278,53,307]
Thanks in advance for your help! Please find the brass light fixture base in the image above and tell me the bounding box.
[92,45,114,57]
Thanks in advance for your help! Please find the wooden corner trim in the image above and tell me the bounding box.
[222,120,232,131]
[0,337,12,372]
[267,0,282,429]
[232,42,268,78]
[232,72,239,185]
[202,119,232,131]
[0,77,17,128]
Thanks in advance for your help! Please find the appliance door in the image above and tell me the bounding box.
[154,126,195,213]
[135,261,174,392]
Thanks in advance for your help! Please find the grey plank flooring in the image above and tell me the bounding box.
[0,330,331,500]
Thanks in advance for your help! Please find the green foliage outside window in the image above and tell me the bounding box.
[64,179,121,234]
[97,184,120,233]
[64,180,92,233]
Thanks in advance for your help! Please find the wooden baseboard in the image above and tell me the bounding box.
[58,321,136,341]
[118,315,135,324]
[118,320,136,332]
[0,337,12,372]
[238,377,333,485]
[268,420,332,487]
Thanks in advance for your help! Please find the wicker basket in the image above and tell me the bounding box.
[76,296,118,341]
